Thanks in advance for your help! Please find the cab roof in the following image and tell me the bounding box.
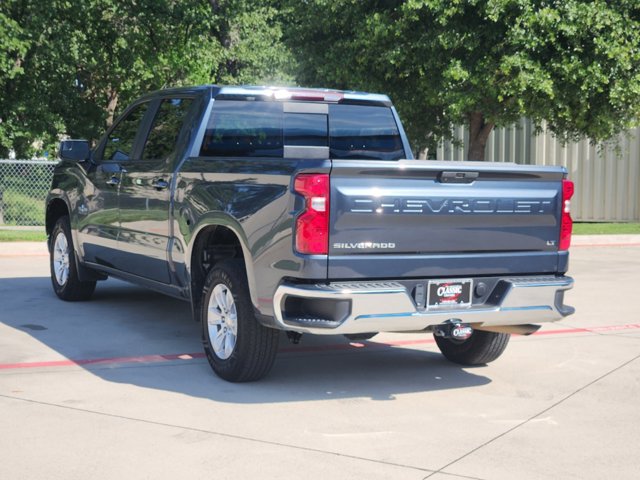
[213,86,392,106]
[140,85,392,106]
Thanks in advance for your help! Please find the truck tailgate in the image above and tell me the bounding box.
[329,160,567,279]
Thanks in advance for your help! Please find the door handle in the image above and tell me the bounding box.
[152,179,169,191]
[106,176,120,186]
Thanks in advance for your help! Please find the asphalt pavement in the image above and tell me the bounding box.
[0,238,639,480]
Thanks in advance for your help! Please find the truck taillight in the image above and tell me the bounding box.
[294,174,330,255]
[559,179,574,251]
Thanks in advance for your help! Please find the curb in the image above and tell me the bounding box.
[0,241,49,257]
[571,234,640,247]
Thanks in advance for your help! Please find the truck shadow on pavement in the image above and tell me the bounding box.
[1,277,492,402]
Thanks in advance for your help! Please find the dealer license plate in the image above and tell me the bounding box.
[427,279,473,310]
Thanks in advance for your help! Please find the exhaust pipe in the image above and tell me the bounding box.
[473,324,541,336]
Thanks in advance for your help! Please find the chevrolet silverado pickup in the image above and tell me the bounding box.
[46,85,575,382]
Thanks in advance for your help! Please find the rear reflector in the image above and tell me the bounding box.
[559,179,574,250]
[294,174,330,255]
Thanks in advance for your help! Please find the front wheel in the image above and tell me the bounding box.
[434,330,510,366]
[201,259,279,382]
[50,216,96,301]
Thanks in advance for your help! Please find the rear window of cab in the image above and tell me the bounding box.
[199,100,405,160]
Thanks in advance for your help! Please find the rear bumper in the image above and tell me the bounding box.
[272,276,574,335]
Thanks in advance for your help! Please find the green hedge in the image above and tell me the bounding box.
[0,190,45,225]
[0,163,53,226]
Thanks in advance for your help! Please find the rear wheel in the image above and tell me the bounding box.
[50,216,96,301]
[201,259,279,382]
[434,330,510,365]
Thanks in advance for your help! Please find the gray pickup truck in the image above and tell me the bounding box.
[46,85,575,382]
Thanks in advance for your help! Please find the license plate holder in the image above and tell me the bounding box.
[427,279,473,310]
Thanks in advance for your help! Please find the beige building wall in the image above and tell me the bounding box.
[435,120,640,222]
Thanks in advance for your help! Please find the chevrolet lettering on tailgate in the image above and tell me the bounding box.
[348,197,555,215]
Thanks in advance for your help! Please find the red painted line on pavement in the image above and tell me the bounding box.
[0,353,205,371]
[586,323,640,333]
[534,324,640,335]
[533,328,590,335]
[572,243,640,248]
[1,323,639,372]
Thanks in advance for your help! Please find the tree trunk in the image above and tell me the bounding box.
[208,0,235,81]
[467,111,494,161]
[105,88,119,128]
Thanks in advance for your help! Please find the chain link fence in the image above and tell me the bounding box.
[0,160,58,226]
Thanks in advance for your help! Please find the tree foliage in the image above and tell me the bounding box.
[0,0,293,157]
[4,0,640,161]
[0,9,33,156]
[286,0,640,160]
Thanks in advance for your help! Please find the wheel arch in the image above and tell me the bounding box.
[45,197,70,238]
[46,195,105,282]
[187,219,257,321]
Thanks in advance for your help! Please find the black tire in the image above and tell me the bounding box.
[49,216,96,301]
[201,259,279,382]
[434,330,510,366]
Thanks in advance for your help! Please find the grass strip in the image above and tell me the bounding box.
[573,222,640,235]
[0,230,47,242]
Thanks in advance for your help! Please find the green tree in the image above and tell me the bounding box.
[0,0,293,157]
[0,9,34,156]
[286,0,640,160]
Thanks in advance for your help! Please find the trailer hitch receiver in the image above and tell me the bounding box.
[433,321,474,341]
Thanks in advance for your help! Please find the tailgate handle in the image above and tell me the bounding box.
[438,171,479,184]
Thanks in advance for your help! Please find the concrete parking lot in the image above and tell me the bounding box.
[1,240,639,480]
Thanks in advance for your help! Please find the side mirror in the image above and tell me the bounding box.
[59,140,90,162]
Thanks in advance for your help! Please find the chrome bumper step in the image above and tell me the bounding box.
[273,276,574,335]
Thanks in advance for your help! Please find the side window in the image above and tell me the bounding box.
[200,100,283,157]
[142,98,194,160]
[329,104,405,160]
[102,103,149,162]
